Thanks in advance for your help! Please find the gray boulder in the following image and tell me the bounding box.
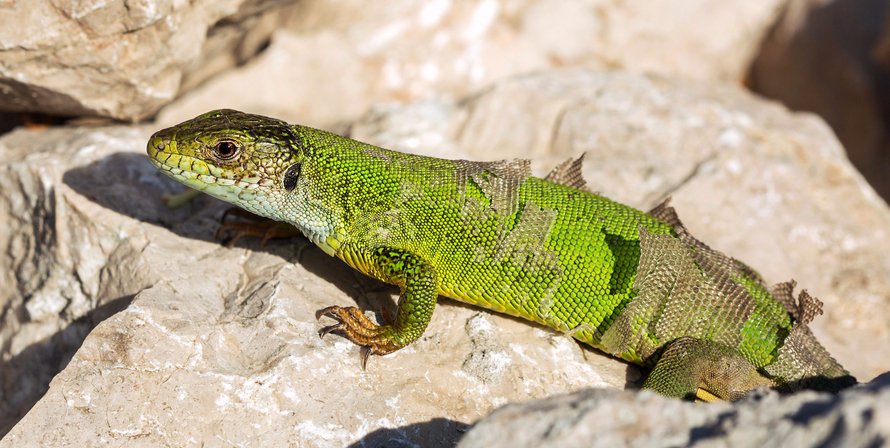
[459,373,890,448]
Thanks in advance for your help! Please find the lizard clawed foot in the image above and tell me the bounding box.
[315,305,403,369]
[215,207,301,247]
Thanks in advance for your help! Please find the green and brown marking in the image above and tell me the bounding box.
[148,109,855,400]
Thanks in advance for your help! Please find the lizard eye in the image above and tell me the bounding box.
[212,140,241,160]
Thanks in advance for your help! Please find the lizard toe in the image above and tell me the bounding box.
[316,305,405,365]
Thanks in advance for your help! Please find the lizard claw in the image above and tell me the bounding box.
[360,346,372,371]
[318,322,346,338]
[315,305,340,320]
[314,305,403,364]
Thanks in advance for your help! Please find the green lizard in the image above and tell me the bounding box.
[147,109,855,401]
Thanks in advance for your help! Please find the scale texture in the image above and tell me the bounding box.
[147,109,854,400]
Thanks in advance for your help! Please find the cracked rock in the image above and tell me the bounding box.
[0,0,296,121]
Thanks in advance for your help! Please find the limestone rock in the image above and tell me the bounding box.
[458,372,890,448]
[158,0,786,129]
[0,0,295,121]
[3,70,890,445]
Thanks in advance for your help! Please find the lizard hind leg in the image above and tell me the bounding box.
[643,337,775,401]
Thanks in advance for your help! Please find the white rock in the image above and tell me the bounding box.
[2,70,888,446]
[158,0,787,129]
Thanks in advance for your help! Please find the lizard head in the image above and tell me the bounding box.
[147,109,305,220]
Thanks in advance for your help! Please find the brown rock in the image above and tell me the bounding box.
[749,0,890,200]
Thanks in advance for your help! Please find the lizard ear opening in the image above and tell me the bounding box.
[283,163,301,191]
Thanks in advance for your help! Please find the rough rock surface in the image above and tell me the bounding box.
[458,372,890,448]
[0,0,295,120]
[0,122,628,445]
[158,0,786,129]
[749,0,890,200]
[2,70,889,446]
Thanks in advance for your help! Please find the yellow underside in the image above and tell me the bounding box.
[695,388,722,402]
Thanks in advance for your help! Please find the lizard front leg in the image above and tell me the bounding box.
[316,247,437,368]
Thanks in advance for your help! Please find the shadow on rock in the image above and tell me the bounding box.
[749,0,890,201]
[62,152,388,304]
[0,295,134,437]
[348,417,470,448]
[63,152,227,243]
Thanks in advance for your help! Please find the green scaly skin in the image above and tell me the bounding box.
[147,109,855,401]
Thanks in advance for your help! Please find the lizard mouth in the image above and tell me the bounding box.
[148,148,214,188]
[147,134,221,186]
